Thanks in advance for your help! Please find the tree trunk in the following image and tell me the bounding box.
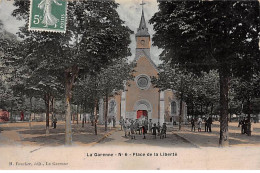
[82,102,85,127]
[105,92,108,131]
[84,102,87,123]
[82,117,84,127]
[91,110,94,126]
[191,103,194,119]
[65,88,72,145]
[82,103,85,127]
[179,93,183,130]
[79,109,82,120]
[247,99,251,136]
[85,112,87,123]
[94,100,98,135]
[241,100,244,115]
[200,104,203,118]
[65,65,79,146]
[76,104,79,125]
[205,104,209,115]
[34,100,36,120]
[29,97,32,129]
[219,69,229,147]
[51,97,54,127]
[45,93,50,135]
[195,104,198,119]
[228,101,232,122]
[80,103,82,120]
[210,103,214,117]
[10,103,13,123]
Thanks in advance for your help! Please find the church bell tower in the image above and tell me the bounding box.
[135,8,151,49]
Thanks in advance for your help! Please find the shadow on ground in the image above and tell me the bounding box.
[21,133,106,146]
[1,122,113,146]
[177,123,260,147]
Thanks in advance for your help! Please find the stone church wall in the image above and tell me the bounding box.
[125,56,159,121]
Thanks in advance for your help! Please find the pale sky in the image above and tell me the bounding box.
[0,0,162,64]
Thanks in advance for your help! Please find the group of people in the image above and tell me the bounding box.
[191,117,213,132]
[121,117,167,140]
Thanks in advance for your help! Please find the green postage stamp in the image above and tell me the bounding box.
[29,0,67,33]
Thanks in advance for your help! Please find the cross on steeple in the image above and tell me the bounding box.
[140,0,146,10]
[136,0,149,37]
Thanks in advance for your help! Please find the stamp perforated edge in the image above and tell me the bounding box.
[28,0,68,33]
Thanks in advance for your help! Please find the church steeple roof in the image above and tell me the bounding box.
[136,9,150,37]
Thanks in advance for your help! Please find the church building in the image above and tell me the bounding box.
[99,8,187,125]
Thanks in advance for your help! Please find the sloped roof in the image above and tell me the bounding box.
[136,9,150,37]
[134,48,159,72]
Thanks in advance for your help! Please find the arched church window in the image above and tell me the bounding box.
[109,100,116,114]
[171,101,177,114]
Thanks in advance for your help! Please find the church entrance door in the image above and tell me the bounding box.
[137,110,148,119]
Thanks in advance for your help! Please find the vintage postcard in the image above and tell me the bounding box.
[0,0,260,170]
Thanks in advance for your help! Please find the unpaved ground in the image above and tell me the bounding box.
[174,122,260,147]
[96,130,196,148]
[0,121,114,146]
[1,121,260,169]
[1,121,260,147]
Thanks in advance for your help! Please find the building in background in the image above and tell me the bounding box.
[99,8,187,125]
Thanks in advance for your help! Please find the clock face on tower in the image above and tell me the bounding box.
[136,37,150,48]
[141,40,145,45]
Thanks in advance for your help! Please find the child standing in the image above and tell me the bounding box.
[151,123,159,139]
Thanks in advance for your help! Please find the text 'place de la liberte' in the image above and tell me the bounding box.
[86,152,178,157]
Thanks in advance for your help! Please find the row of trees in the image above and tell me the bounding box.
[152,65,220,130]
[150,1,260,146]
[1,1,134,145]
[153,65,260,126]
[1,1,259,148]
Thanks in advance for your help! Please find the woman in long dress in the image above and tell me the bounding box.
[38,0,62,27]
[197,118,202,132]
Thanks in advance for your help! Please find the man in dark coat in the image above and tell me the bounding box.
[207,117,212,132]
[241,117,246,134]
[148,119,153,133]
[245,118,249,135]
[144,117,148,132]
[238,119,242,127]
[191,118,195,132]
[53,116,57,129]
[142,125,147,139]
[112,116,116,128]
[205,117,208,132]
